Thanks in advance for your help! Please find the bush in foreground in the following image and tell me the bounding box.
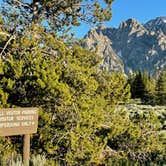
[0,31,165,165]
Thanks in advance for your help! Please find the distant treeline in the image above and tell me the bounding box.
[129,70,166,106]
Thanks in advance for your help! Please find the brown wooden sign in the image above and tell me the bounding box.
[0,107,38,136]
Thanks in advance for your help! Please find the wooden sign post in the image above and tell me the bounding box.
[23,134,30,166]
[0,107,38,166]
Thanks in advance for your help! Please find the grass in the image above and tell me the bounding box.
[0,155,47,166]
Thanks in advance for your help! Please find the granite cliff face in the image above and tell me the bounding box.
[83,26,124,72]
[84,17,166,74]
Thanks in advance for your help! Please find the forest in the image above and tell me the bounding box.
[0,0,165,165]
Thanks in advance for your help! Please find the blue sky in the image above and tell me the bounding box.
[1,0,166,38]
[73,0,166,38]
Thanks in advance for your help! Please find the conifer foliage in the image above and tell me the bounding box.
[0,1,165,165]
[156,70,166,105]
[0,30,164,164]
[0,0,113,32]
[129,70,166,106]
[129,71,155,104]
[95,71,131,105]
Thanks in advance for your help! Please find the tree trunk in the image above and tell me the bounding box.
[32,0,39,38]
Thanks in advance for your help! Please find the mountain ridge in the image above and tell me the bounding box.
[84,16,166,75]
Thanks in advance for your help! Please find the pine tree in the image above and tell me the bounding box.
[0,32,107,164]
[142,72,156,104]
[0,0,113,32]
[129,71,155,104]
[95,71,131,105]
[156,70,166,105]
[0,32,164,165]
[130,71,147,100]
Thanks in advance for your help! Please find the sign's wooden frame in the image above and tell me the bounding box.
[0,107,38,166]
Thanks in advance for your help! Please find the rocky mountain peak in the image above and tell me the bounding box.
[84,16,166,75]
[120,18,139,28]
[119,18,145,30]
[145,16,166,27]
[117,18,147,39]
[84,27,124,73]
[145,16,166,35]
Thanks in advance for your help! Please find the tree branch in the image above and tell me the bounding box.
[0,34,15,57]
[0,32,10,37]
[13,0,32,9]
